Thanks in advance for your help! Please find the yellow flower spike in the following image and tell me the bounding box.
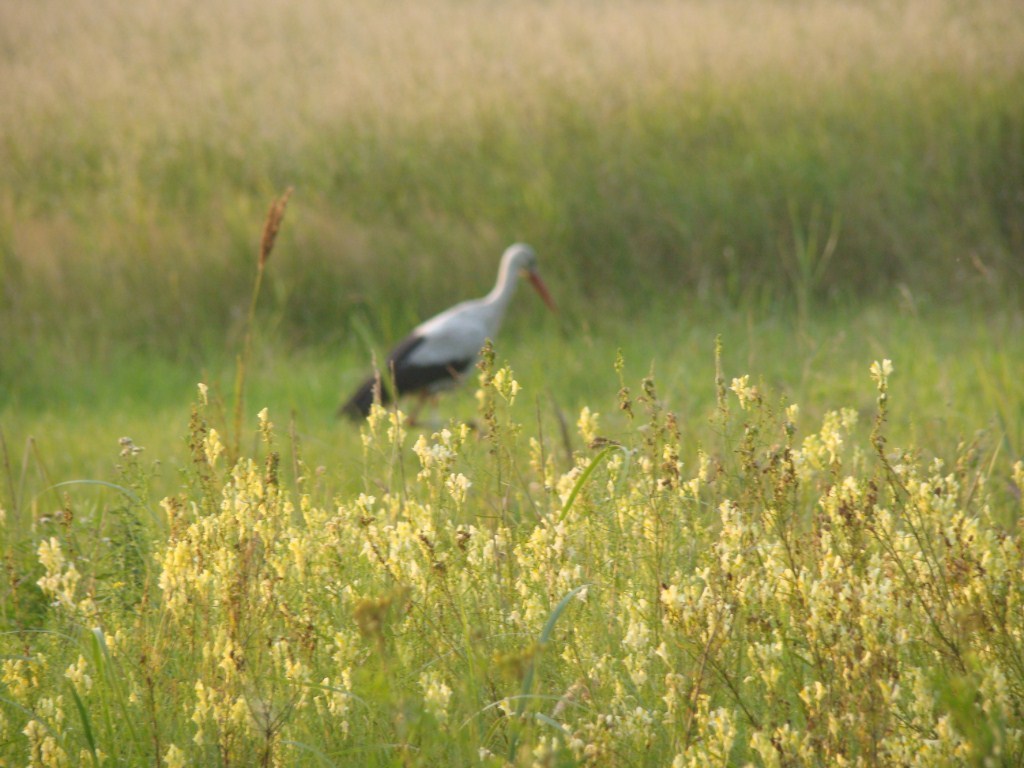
[2,659,33,701]
[36,537,64,577]
[419,670,453,722]
[1013,461,1024,510]
[289,536,309,575]
[229,695,253,733]
[869,358,894,387]
[385,409,407,444]
[63,655,92,696]
[216,634,243,680]
[360,403,389,451]
[491,366,521,404]
[257,406,273,444]
[411,434,431,479]
[164,744,187,768]
[729,375,758,410]
[445,472,472,506]
[36,538,84,612]
[23,719,70,768]
[577,406,600,445]
[204,428,224,466]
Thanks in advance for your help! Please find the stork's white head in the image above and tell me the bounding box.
[501,243,557,312]
[502,242,538,273]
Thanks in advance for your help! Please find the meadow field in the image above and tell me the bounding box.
[2,0,1024,765]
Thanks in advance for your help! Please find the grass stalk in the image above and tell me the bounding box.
[229,187,293,464]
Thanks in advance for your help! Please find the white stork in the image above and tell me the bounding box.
[340,243,557,419]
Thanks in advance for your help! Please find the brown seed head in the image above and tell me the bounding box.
[259,186,293,269]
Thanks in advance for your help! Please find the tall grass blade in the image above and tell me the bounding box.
[557,445,627,524]
[0,426,16,516]
[87,627,142,753]
[533,712,570,733]
[68,684,99,766]
[538,584,589,646]
[230,187,293,463]
[508,583,590,760]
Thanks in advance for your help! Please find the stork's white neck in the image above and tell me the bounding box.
[485,252,521,308]
[474,249,523,339]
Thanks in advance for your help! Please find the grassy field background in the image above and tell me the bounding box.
[2,0,1023,373]
[2,0,1024,764]
[1,0,1021,496]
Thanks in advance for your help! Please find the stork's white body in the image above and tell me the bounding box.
[340,243,555,418]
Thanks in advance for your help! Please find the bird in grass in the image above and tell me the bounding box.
[340,243,557,420]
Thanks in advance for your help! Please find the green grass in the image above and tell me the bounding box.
[2,265,1023,764]
[1,325,1023,765]
[3,301,1021,512]
[2,0,1024,763]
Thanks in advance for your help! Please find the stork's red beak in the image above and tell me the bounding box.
[527,270,558,312]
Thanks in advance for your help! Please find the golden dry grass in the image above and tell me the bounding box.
[2,0,1020,145]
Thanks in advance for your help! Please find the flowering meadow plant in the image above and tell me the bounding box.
[1,355,1022,766]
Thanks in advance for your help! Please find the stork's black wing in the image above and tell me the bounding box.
[339,334,472,419]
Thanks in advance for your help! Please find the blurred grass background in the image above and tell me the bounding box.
[0,0,1022,492]
[2,0,1022,364]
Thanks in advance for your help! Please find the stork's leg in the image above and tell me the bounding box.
[409,393,450,429]
[406,393,430,427]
